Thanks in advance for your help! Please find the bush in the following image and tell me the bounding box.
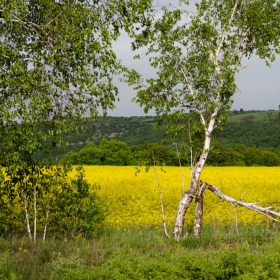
[0,165,106,239]
[261,151,280,166]
[131,142,178,166]
[208,143,246,166]
[48,166,107,237]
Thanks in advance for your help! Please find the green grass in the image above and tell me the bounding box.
[1,226,280,279]
[227,110,279,124]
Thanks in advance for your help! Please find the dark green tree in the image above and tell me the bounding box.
[131,142,178,166]
[260,151,280,166]
[208,142,245,166]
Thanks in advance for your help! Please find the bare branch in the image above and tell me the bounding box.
[152,151,170,238]
[44,11,63,28]
[205,182,280,224]
[215,1,239,58]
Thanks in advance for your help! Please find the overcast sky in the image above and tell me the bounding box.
[106,2,280,117]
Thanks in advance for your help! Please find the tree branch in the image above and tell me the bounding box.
[215,1,239,58]
[205,182,280,224]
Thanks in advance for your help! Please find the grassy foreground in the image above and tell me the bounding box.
[1,226,280,279]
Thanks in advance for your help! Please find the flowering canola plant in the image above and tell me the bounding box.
[78,166,280,229]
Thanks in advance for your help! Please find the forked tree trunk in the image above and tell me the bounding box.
[174,115,217,240]
[194,182,207,236]
[176,179,280,240]
[174,141,210,239]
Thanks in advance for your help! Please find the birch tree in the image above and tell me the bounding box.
[0,0,152,127]
[0,0,152,239]
[125,0,280,239]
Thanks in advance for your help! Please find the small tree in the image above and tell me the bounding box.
[125,0,280,239]
[0,162,106,241]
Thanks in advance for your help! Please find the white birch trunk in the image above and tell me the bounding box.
[43,206,49,243]
[24,175,32,241]
[174,2,240,240]
[33,185,37,243]
[174,122,215,239]
[24,194,32,241]
[194,182,207,236]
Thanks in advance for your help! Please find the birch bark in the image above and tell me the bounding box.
[24,175,32,241]
[174,2,239,239]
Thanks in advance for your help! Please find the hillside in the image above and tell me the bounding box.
[55,110,280,159]
[62,116,167,150]
[215,110,280,149]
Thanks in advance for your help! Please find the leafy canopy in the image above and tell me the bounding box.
[0,0,151,125]
[0,0,153,164]
[125,0,280,148]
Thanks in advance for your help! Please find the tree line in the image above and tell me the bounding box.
[63,139,280,167]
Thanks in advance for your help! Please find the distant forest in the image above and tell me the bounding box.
[215,110,280,148]
[52,110,280,167]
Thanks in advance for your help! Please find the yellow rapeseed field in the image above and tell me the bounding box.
[80,166,280,229]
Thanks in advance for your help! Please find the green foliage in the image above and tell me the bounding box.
[78,147,104,165]
[124,0,280,175]
[0,0,156,241]
[0,0,155,176]
[0,165,106,239]
[216,110,280,149]
[64,139,136,166]
[22,111,280,164]
[48,166,106,238]
[208,143,280,167]
[261,151,280,166]
[63,139,179,166]
[243,148,280,166]
[131,142,178,166]
[0,166,4,183]
[0,0,153,126]
[1,226,280,279]
[63,136,280,167]
[207,142,246,166]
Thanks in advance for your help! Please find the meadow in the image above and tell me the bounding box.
[81,166,280,230]
[1,166,280,279]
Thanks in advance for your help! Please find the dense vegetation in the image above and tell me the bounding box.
[216,110,280,149]
[62,116,167,149]
[60,110,280,150]
[58,110,277,149]
[63,138,280,167]
[0,165,106,240]
[63,139,179,166]
[60,110,280,166]
[1,226,280,279]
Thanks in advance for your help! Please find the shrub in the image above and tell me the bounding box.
[48,166,107,237]
[0,165,106,239]
[261,151,280,166]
